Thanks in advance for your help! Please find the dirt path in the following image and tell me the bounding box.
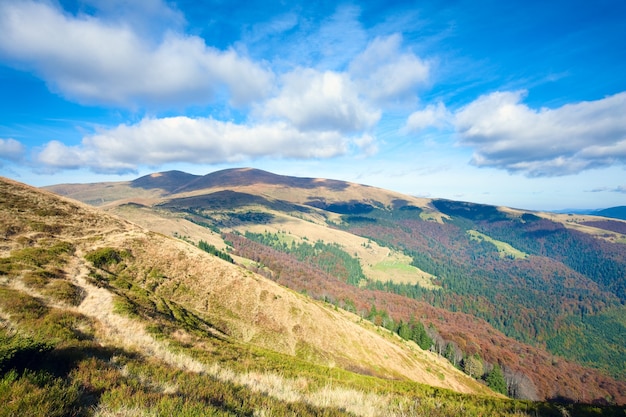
[69,251,206,373]
[68,249,391,417]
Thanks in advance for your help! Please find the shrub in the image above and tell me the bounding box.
[0,369,81,417]
[112,296,138,318]
[0,330,53,374]
[86,270,109,288]
[0,288,48,321]
[10,242,73,268]
[22,271,49,288]
[85,247,124,269]
[39,310,95,343]
[43,280,85,306]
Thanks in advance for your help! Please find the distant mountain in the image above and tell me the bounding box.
[594,206,626,221]
[551,206,626,221]
[172,167,352,194]
[131,170,201,193]
[43,168,626,405]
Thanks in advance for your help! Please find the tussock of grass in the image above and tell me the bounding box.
[10,241,74,268]
[43,280,85,306]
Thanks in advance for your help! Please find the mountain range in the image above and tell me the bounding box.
[551,207,626,221]
[1,168,625,415]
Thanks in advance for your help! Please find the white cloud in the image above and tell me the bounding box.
[76,0,186,35]
[454,90,626,177]
[0,138,25,164]
[35,117,362,173]
[258,68,380,133]
[404,102,452,132]
[353,134,379,157]
[0,1,273,107]
[350,34,430,103]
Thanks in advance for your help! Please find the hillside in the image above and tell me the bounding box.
[1,175,557,417]
[594,206,626,221]
[44,168,626,406]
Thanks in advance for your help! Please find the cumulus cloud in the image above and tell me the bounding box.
[454,90,626,177]
[350,34,430,103]
[258,68,380,132]
[0,1,273,107]
[0,138,25,165]
[0,138,25,162]
[353,134,379,157]
[35,117,368,173]
[404,102,452,132]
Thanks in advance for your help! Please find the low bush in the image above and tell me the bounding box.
[85,247,126,269]
[0,369,81,417]
[43,280,84,306]
[0,288,48,321]
[0,330,53,374]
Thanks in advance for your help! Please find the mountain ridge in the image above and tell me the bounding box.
[49,168,626,217]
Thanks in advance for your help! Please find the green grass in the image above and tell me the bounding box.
[9,241,74,268]
[372,259,418,273]
[467,230,528,259]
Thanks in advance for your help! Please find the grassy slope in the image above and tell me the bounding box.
[0,176,554,417]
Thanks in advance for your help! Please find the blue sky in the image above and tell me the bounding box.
[1,0,625,210]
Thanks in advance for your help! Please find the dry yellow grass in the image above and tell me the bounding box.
[107,203,228,250]
[118,234,490,395]
[69,251,398,415]
[44,181,163,207]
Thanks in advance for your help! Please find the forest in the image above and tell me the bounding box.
[223,226,625,402]
[336,201,626,381]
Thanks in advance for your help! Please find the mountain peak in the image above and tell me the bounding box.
[175,167,351,193]
[131,170,201,193]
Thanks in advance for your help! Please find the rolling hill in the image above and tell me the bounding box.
[40,168,626,408]
[1,175,543,416]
